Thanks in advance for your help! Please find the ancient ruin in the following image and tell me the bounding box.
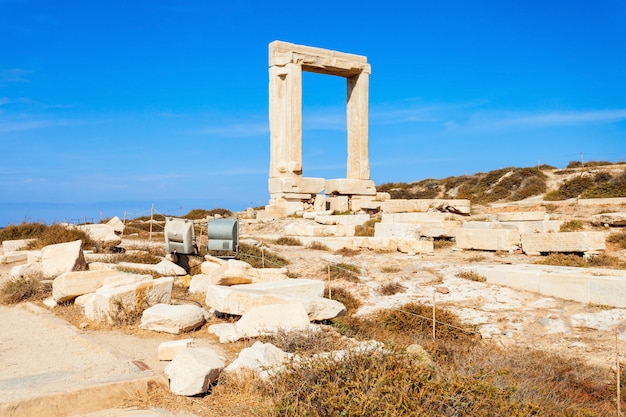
[265,41,378,218]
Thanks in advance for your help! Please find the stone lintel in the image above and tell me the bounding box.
[269,177,325,194]
[269,41,370,77]
[325,179,376,196]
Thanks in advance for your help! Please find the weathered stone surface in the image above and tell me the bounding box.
[521,232,606,254]
[381,212,452,223]
[140,304,206,334]
[189,274,211,294]
[52,269,142,303]
[164,348,224,396]
[225,341,292,378]
[472,264,626,308]
[496,211,547,222]
[382,199,471,215]
[314,214,370,226]
[1,253,28,265]
[84,277,174,323]
[115,260,186,276]
[232,279,325,298]
[210,259,258,285]
[462,221,517,230]
[205,281,345,321]
[325,179,377,196]
[328,195,349,213]
[2,239,36,253]
[41,240,87,278]
[455,229,521,251]
[313,194,327,211]
[578,197,626,206]
[394,239,435,255]
[8,262,43,280]
[284,223,355,237]
[268,177,325,194]
[106,216,125,234]
[208,303,311,343]
[158,338,194,361]
[374,223,421,239]
[592,212,626,227]
[75,224,122,248]
[420,221,463,238]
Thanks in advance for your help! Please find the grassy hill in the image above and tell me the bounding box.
[378,161,626,205]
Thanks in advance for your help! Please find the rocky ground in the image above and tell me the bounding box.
[1,200,625,416]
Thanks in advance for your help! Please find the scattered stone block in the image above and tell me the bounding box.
[2,239,36,253]
[75,224,122,249]
[153,260,187,276]
[284,223,356,237]
[225,341,292,378]
[84,277,174,323]
[52,269,142,303]
[374,223,421,239]
[496,211,547,222]
[140,304,206,334]
[314,214,370,226]
[591,212,626,227]
[455,229,521,251]
[395,239,435,255]
[158,338,194,361]
[205,281,345,321]
[313,194,327,211]
[328,195,349,213]
[521,232,606,255]
[189,274,211,294]
[1,253,28,265]
[325,179,377,196]
[164,347,224,396]
[382,199,470,215]
[232,279,325,298]
[41,240,87,278]
[208,303,311,343]
[106,216,125,234]
[9,262,43,279]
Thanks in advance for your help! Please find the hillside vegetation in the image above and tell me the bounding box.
[378,161,626,204]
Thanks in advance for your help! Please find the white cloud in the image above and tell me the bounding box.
[0,69,32,83]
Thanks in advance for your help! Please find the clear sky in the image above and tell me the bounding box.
[1,1,625,226]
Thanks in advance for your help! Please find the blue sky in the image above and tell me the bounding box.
[1,1,625,226]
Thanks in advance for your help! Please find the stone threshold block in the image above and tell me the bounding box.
[471,264,626,308]
[496,211,547,222]
[284,222,356,237]
[521,231,606,255]
[269,177,325,194]
[325,179,376,196]
[382,199,471,215]
[455,228,521,252]
[314,213,370,226]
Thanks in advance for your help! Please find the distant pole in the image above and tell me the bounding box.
[122,211,127,239]
[84,214,87,225]
[617,329,621,417]
[100,210,102,223]
[581,152,584,169]
[432,291,436,341]
[149,204,154,242]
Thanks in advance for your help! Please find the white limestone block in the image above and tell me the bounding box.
[314,214,370,226]
[395,239,435,255]
[153,260,187,276]
[2,239,36,253]
[189,274,211,294]
[140,303,206,334]
[75,224,122,248]
[328,196,349,213]
[164,348,224,396]
[158,338,194,361]
[521,232,606,254]
[106,216,125,234]
[225,341,292,378]
[325,179,377,196]
[232,279,325,298]
[84,277,174,323]
[496,211,547,222]
[284,223,355,237]
[208,303,311,343]
[41,240,87,278]
[268,177,325,194]
[9,262,42,279]
[455,229,521,251]
[592,212,626,227]
[53,269,141,303]
[374,223,421,239]
[1,252,28,264]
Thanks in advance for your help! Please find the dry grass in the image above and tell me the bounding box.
[378,281,406,295]
[259,327,349,355]
[433,237,454,249]
[0,222,95,250]
[334,247,360,257]
[324,286,361,312]
[324,262,361,283]
[456,270,487,282]
[238,243,289,268]
[355,218,380,237]
[307,241,330,251]
[560,220,584,232]
[535,253,626,269]
[381,265,401,273]
[607,231,626,249]
[0,276,47,304]
[274,236,302,246]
